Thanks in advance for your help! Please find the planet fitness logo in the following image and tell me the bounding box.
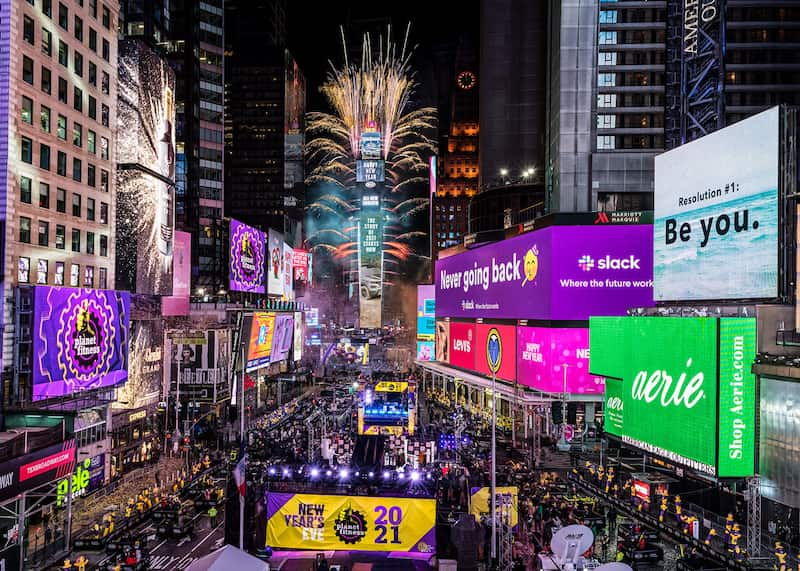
[333,507,367,545]
[230,224,264,289]
[486,328,502,374]
[57,292,116,387]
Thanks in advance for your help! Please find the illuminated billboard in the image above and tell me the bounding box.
[435,225,653,320]
[517,327,603,394]
[117,39,176,295]
[435,319,449,362]
[266,493,436,554]
[356,160,385,186]
[293,312,303,362]
[167,329,230,402]
[416,285,435,340]
[359,196,383,328]
[448,321,475,370]
[162,230,191,316]
[360,131,383,159]
[116,319,163,408]
[292,249,308,283]
[33,287,131,400]
[416,341,434,361]
[654,107,780,301]
[591,316,756,477]
[268,230,285,296]
[283,242,294,299]
[475,323,516,382]
[229,219,266,293]
[270,313,294,363]
[246,313,275,372]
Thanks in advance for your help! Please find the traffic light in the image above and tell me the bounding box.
[567,402,579,425]
[551,401,563,425]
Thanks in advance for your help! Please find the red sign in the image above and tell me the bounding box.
[448,321,475,370]
[292,249,308,282]
[475,323,517,382]
[633,480,651,502]
[20,448,75,481]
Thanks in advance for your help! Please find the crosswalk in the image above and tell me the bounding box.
[147,555,199,569]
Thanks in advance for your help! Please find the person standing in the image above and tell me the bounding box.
[208,505,218,527]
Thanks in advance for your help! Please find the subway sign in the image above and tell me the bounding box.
[590,316,756,478]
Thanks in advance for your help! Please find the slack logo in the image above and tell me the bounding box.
[578,255,641,271]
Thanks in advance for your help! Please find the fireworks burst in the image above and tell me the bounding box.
[305,24,437,271]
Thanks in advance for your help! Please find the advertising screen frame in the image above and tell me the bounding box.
[229,220,266,294]
[475,322,517,382]
[448,321,475,370]
[246,313,276,372]
[517,326,603,394]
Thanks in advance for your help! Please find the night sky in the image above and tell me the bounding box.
[286,0,479,114]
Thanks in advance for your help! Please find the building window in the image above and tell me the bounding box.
[24,15,35,44]
[38,221,49,246]
[597,93,617,108]
[101,104,109,127]
[101,38,109,61]
[57,114,66,140]
[597,114,616,129]
[86,231,94,254]
[87,163,96,187]
[84,266,94,287]
[599,10,618,24]
[98,267,107,288]
[101,71,109,94]
[58,40,68,66]
[55,224,65,249]
[99,234,107,256]
[72,193,81,216]
[70,263,79,287]
[89,0,97,18]
[42,27,52,55]
[89,28,97,51]
[56,188,66,212]
[74,51,83,77]
[40,105,51,132]
[100,169,108,192]
[100,136,108,160]
[88,130,96,153]
[88,62,96,86]
[21,96,33,124]
[598,73,616,87]
[43,0,52,18]
[73,86,82,112]
[37,259,48,284]
[21,137,33,163]
[74,15,83,40]
[58,3,68,30]
[39,144,51,170]
[87,197,95,220]
[58,77,67,103]
[73,123,82,147]
[41,66,51,94]
[100,201,108,224]
[18,257,30,283]
[71,229,80,252]
[20,217,31,243]
[23,56,34,84]
[20,176,32,203]
[57,151,66,176]
[597,135,616,150]
[72,158,82,182]
[55,262,64,285]
[599,31,617,45]
[39,183,50,208]
[102,5,110,29]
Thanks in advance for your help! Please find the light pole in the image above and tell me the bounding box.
[175,346,182,450]
[490,368,497,566]
[239,336,247,550]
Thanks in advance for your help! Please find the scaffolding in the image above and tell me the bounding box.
[746,475,761,557]
[496,490,515,571]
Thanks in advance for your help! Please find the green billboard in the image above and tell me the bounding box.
[590,316,756,478]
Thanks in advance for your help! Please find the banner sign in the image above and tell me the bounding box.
[283,242,294,300]
[417,285,435,340]
[475,323,516,381]
[229,219,266,293]
[517,327,603,394]
[270,313,294,363]
[435,320,449,362]
[435,225,653,320]
[470,486,518,528]
[590,316,756,477]
[162,230,191,315]
[0,440,77,504]
[268,229,285,296]
[292,249,309,283]
[266,493,436,553]
[247,313,276,372]
[654,107,780,301]
[416,341,434,361]
[33,287,131,400]
[293,311,303,362]
[448,321,475,370]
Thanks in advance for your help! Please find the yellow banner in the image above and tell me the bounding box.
[470,486,519,528]
[266,493,436,553]
[374,381,408,392]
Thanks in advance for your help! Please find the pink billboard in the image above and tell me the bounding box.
[517,327,604,394]
[162,231,191,316]
[475,323,516,382]
[448,321,475,370]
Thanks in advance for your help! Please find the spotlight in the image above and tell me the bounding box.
[326,470,332,477]
[355,471,360,477]
[398,472,405,480]
[310,468,320,478]
[426,473,432,480]
[268,467,276,476]
[282,468,290,477]
[339,469,349,479]
[411,471,420,482]
[368,472,374,478]
[383,471,391,479]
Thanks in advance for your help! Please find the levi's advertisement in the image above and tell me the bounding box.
[448,322,475,370]
[517,327,604,394]
[266,493,436,553]
[435,225,653,320]
[33,287,131,401]
[475,323,516,382]
[590,316,756,477]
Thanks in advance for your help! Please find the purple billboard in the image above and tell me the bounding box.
[33,287,131,401]
[517,327,604,394]
[229,219,266,293]
[435,225,653,320]
[270,313,295,363]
